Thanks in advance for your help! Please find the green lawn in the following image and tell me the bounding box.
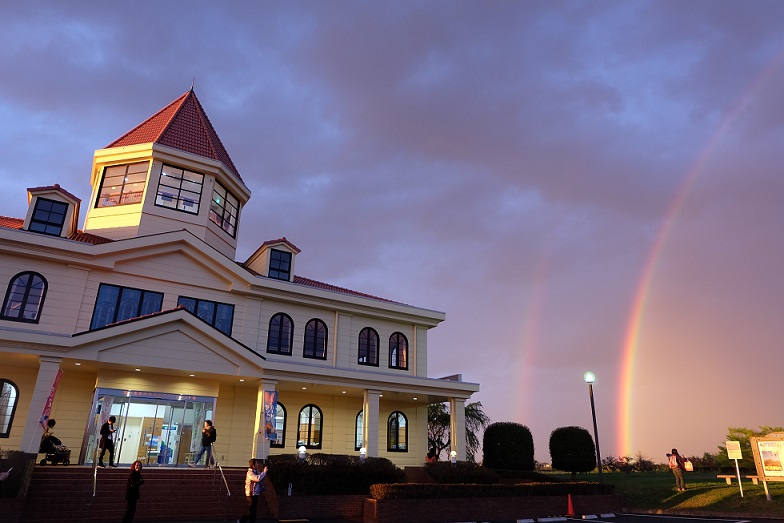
[551,471,784,517]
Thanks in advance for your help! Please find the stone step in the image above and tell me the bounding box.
[20,465,272,522]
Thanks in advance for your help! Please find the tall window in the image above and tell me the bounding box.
[178,296,234,336]
[90,283,164,330]
[303,319,327,359]
[387,411,408,452]
[97,161,149,207]
[358,327,379,366]
[155,164,203,214]
[268,249,291,281]
[2,272,47,323]
[297,404,322,449]
[355,410,363,451]
[270,402,286,448]
[267,313,293,355]
[209,181,239,237]
[389,332,408,370]
[0,379,19,438]
[29,198,68,236]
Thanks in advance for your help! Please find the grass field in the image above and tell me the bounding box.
[550,471,784,517]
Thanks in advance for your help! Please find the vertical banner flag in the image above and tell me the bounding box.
[263,390,279,441]
[39,368,63,428]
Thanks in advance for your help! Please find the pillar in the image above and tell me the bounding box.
[20,356,62,453]
[449,397,466,461]
[363,389,380,457]
[252,378,277,460]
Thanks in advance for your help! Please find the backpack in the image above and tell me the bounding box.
[669,454,678,469]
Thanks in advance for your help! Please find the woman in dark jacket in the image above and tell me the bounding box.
[122,460,144,523]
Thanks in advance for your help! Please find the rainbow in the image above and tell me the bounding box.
[616,50,784,455]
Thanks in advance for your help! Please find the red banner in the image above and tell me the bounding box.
[39,368,63,429]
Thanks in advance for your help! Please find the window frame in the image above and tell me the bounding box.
[268,249,292,281]
[29,197,69,236]
[208,180,239,238]
[303,318,328,360]
[0,379,19,438]
[358,327,379,367]
[154,163,204,215]
[355,410,364,451]
[96,161,149,208]
[177,296,235,337]
[89,283,164,330]
[389,332,409,370]
[270,402,287,449]
[1,272,48,324]
[296,404,323,449]
[387,411,408,452]
[267,313,294,355]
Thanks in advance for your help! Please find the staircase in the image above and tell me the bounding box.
[20,465,273,522]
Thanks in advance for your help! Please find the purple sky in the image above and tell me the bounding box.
[3,1,784,464]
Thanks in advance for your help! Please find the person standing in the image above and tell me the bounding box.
[98,416,117,467]
[189,420,217,468]
[237,458,267,523]
[122,460,144,523]
[668,448,686,491]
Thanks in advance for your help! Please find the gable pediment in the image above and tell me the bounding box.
[67,310,263,376]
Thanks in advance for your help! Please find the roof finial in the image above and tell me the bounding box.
[190,77,195,92]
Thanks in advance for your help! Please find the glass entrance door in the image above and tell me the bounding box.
[80,389,215,466]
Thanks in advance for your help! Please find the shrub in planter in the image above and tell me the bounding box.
[425,461,499,484]
[483,422,535,471]
[267,453,404,495]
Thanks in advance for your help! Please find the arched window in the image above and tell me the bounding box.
[303,318,328,360]
[297,404,322,449]
[387,411,408,452]
[267,313,293,355]
[355,410,363,451]
[389,332,408,370]
[0,379,19,438]
[270,402,286,448]
[358,327,379,366]
[1,272,47,323]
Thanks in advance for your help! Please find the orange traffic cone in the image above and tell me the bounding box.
[566,493,575,516]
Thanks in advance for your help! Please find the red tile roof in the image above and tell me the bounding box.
[106,89,243,183]
[260,237,301,254]
[293,275,401,304]
[0,215,113,245]
[0,216,23,230]
[27,184,81,204]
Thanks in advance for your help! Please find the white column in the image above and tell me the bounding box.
[252,378,277,459]
[20,356,63,453]
[363,389,381,457]
[449,397,467,461]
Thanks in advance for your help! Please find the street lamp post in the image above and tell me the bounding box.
[583,371,603,483]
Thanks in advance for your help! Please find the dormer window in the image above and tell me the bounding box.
[155,164,203,214]
[269,249,292,281]
[29,198,68,236]
[96,162,148,207]
[209,181,238,237]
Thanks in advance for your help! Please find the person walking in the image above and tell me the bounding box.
[98,416,117,467]
[122,460,144,523]
[189,420,217,468]
[668,448,686,491]
[237,458,267,523]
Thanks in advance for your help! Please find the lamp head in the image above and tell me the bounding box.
[583,371,596,384]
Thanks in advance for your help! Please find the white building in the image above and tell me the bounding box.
[0,89,478,468]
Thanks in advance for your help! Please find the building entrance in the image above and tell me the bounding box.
[80,388,215,467]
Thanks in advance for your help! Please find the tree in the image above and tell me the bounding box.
[427,401,490,462]
[482,422,535,470]
[717,426,784,472]
[549,426,596,479]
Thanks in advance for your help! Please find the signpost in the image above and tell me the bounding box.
[726,440,743,497]
[750,432,784,501]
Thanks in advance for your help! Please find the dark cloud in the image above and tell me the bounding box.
[2,0,784,462]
